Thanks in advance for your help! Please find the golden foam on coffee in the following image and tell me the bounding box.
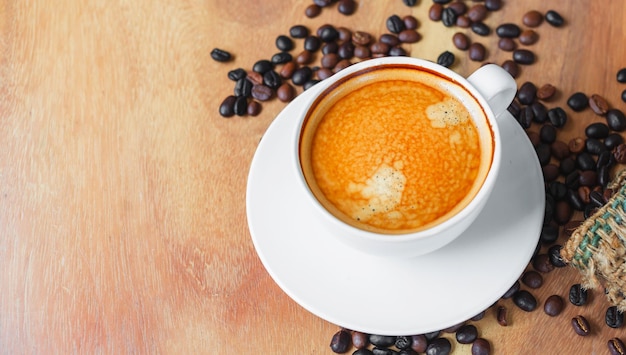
[301,67,492,234]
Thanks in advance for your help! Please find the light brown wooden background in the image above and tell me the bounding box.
[1,1,625,354]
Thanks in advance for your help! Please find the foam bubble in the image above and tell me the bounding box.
[426,98,470,128]
[347,163,406,222]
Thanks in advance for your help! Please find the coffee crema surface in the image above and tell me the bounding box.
[300,66,494,234]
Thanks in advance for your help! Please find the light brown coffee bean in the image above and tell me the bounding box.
[537,83,556,100]
[523,10,543,27]
[352,31,372,46]
[544,295,564,316]
[276,83,295,102]
[279,61,296,79]
[496,305,508,326]
[456,15,471,28]
[246,70,263,85]
[296,50,314,65]
[589,94,610,115]
[429,3,443,21]
[468,4,488,22]
[321,53,339,69]
[519,29,539,45]
[398,29,420,43]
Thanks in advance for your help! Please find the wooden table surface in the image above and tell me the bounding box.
[1,1,626,353]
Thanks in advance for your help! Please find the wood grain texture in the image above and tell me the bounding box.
[0,1,625,354]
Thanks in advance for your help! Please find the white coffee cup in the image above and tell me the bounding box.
[294,56,517,258]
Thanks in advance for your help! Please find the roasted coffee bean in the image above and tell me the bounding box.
[403,0,418,6]
[411,334,428,353]
[210,48,232,62]
[322,42,339,55]
[543,164,559,182]
[546,10,565,27]
[533,253,555,273]
[537,84,556,100]
[471,311,486,322]
[227,68,246,81]
[599,165,611,187]
[548,181,568,200]
[448,1,467,15]
[334,59,352,72]
[429,3,444,21]
[403,15,419,30]
[522,270,543,288]
[565,171,580,190]
[544,294,564,316]
[219,95,236,117]
[608,338,626,355]
[540,124,557,143]
[523,10,543,27]
[234,77,253,97]
[398,29,420,43]
[369,334,396,347]
[606,306,625,328]
[339,27,353,42]
[330,329,352,353]
[424,331,441,341]
[289,25,309,38]
[251,84,273,101]
[276,83,295,102]
[296,49,313,64]
[572,315,591,336]
[271,52,292,65]
[456,15,471,28]
[318,25,339,42]
[352,31,372,46]
[513,49,535,65]
[618,68,626,83]
[263,70,282,89]
[453,32,470,50]
[370,42,390,55]
[516,106,532,128]
[548,245,567,267]
[321,53,339,69]
[456,324,478,344]
[252,59,272,74]
[501,60,519,78]
[569,137,585,154]
[567,188,586,211]
[605,133,624,150]
[586,122,610,139]
[338,0,357,15]
[471,22,491,36]
[304,35,321,52]
[534,143,551,166]
[586,138,607,155]
[496,305,508,326]
[275,35,294,51]
[519,30,539,45]
[468,43,486,61]
[589,94,610,115]
[433,0,453,3]
[615,144,626,163]
[354,45,371,59]
[513,290,537,311]
[441,7,458,27]
[566,92,589,111]
[246,100,261,116]
[380,34,400,47]
[496,23,521,38]
[606,109,626,131]
[544,194,556,223]
[437,51,455,68]
[386,15,405,34]
[292,66,312,86]
[498,38,516,52]
[393,336,412,350]
[518,82,537,105]
[485,0,502,11]
[555,200,573,224]
[233,96,247,116]
[246,70,263,85]
[551,140,570,160]
[578,185,591,204]
[589,190,607,207]
[426,338,452,355]
[623,89,626,103]
[372,348,395,355]
[502,280,520,299]
[279,61,296,79]
[576,152,596,171]
[540,223,559,244]
[472,338,491,355]
[353,349,375,355]
[579,170,598,187]
[569,284,588,306]
[467,4,488,22]
[548,107,567,127]
[337,42,355,59]
[352,331,369,349]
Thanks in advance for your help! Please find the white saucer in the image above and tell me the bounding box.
[246,83,545,336]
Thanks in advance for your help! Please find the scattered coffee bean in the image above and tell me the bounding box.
[498,37,516,52]
[429,3,444,21]
[398,29,420,43]
[472,338,491,355]
[501,60,519,78]
[540,224,559,244]
[548,107,567,127]
[337,0,357,15]
[545,10,565,27]
[606,306,625,328]
[234,77,253,97]
[533,253,555,273]
[569,284,588,306]
[233,96,247,116]
[605,133,625,149]
[519,30,539,45]
[271,52,292,65]
[586,122,610,139]
[437,51,455,68]
[522,270,543,289]
[386,14,406,34]
[411,334,428,353]
[305,4,322,18]
[617,68,626,83]
[518,82,537,105]
[304,35,322,52]
[442,7,458,27]
[471,22,491,36]
[276,83,295,102]
[403,15,419,30]
[369,334,396,348]
[469,42,486,61]
[219,95,236,117]
[275,35,294,51]
[608,338,626,355]
[252,59,273,74]
[330,329,352,353]
[292,66,312,86]
[251,84,273,101]
[496,23,521,38]
[485,0,502,11]
[589,94,610,115]
[456,324,478,344]
[606,109,626,131]
[211,48,232,62]
[227,68,246,81]
[496,305,508,326]
[352,331,369,349]
[353,349,374,355]
[467,4,488,22]
[513,290,538,312]
[246,100,261,116]
[513,49,535,65]
[289,25,309,38]
[453,32,470,50]
[544,295,564,316]
[572,315,591,336]
[447,1,467,15]
[426,337,451,355]
[456,15,471,28]
[502,280,520,299]
[537,84,556,100]
[279,61,296,79]
[393,336,412,350]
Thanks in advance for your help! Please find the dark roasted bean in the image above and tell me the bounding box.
[548,181,568,200]
[370,42,390,55]
[219,95,236,117]
[403,15,419,29]
[210,48,232,62]
[453,32,470,50]
[352,331,369,349]
[537,84,556,100]
[456,324,478,344]
[467,4,487,22]
[551,140,570,160]
[589,94,610,115]
[411,334,428,353]
[535,143,551,166]
[606,109,626,131]
[498,38,516,52]
[540,223,559,244]
[577,152,596,171]
[586,122,610,139]
[501,60,519,78]
[403,0,418,6]
[289,25,309,38]
[472,338,491,355]
[437,51,455,68]
[496,305,508,326]
[251,84,273,101]
[548,245,567,267]
[398,29,420,43]
[372,348,395,355]
[546,10,565,27]
[618,68,626,83]
[233,96,247,116]
[448,1,467,15]
[304,35,321,52]
[386,15,405,34]
[523,10,543,27]
[533,253,555,273]
[338,42,355,59]
[234,78,252,97]
[513,290,537,311]
[522,270,543,288]
[424,331,441,341]
[468,42,486,62]
[318,25,339,42]
[354,45,371,59]
[589,190,606,207]
[330,329,352,353]
[599,165,611,187]
[388,46,407,57]
[369,334,396,347]
[441,7,458,27]
[334,59,352,72]
[567,188,586,211]
[253,59,273,74]
[623,89,626,103]
[496,23,521,38]
[518,82,537,105]
[429,3,444,21]
[353,349,374,355]
[569,284,588,306]
[540,124,556,143]
[485,0,502,11]
[502,280,520,299]
[606,306,625,328]
[292,66,312,86]
[338,0,357,15]
[608,338,626,355]
[246,100,261,116]
[275,35,294,51]
[567,92,589,111]
[394,336,412,350]
[271,52,292,65]
[565,171,580,190]
[544,294,564,316]
[380,34,400,47]
[579,170,598,187]
[548,107,567,127]
[471,21,491,36]
[313,0,332,7]
[227,68,246,81]
[263,70,282,89]
[519,30,539,45]
[597,149,615,169]
[471,311,486,321]
[426,338,451,355]
[322,42,339,55]
[513,49,535,65]
[555,200,573,224]
[572,315,591,336]
[586,138,606,155]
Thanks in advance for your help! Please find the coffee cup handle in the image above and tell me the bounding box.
[466,64,517,118]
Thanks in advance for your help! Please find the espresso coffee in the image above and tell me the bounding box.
[299,65,494,234]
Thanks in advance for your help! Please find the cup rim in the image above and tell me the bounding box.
[294,56,503,243]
